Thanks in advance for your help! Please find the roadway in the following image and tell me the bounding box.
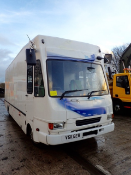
[0,98,131,175]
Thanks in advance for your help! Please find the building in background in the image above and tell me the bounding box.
[120,44,131,73]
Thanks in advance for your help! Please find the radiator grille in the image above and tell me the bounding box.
[76,117,101,126]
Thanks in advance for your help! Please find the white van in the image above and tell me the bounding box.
[5,35,114,145]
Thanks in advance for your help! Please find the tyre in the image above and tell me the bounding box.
[7,106,11,117]
[113,100,123,114]
[27,124,39,145]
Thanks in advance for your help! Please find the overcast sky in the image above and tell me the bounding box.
[0,0,131,82]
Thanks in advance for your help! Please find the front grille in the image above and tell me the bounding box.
[72,125,102,132]
[76,117,101,126]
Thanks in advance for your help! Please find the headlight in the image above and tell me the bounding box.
[107,114,112,120]
[48,122,64,130]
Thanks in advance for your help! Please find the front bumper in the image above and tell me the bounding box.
[44,123,114,145]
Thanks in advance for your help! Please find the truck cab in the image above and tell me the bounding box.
[5,35,114,145]
[111,68,131,113]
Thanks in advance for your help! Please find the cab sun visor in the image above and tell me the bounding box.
[26,49,36,65]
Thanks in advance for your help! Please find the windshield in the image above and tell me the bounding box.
[47,59,108,97]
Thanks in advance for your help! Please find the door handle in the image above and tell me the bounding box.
[25,95,28,97]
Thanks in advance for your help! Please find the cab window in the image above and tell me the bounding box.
[116,76,129,88]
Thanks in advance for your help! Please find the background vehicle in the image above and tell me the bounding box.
[104,53,131,114]
[108,68,131,114]
[5,35,114,145]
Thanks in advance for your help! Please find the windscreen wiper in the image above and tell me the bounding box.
[87,90,106,99]
[60,89,88,100]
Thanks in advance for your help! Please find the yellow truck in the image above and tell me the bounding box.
[108,68,131,114]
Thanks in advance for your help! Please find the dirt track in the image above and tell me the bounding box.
[1,98,131,175]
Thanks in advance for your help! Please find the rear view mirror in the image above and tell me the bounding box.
[104,57,109,63]
[26,49,36,65]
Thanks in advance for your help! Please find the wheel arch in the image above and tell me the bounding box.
[112,98,123,104]
[26,123,32,136]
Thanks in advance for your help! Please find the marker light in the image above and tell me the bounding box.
[48,123,53,130]
[36,128,39,131]
[48,122,64,130]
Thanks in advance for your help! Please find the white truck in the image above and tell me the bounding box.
[5,35,114,145]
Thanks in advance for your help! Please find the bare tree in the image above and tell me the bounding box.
[112,43,129,72]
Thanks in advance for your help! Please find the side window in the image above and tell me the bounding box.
[116,76,129,88]
[34,60,45,97]
[27,65,33,94]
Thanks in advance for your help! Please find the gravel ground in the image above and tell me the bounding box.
[1,98,131,175]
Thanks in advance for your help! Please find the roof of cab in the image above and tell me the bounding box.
[35,35,100,53]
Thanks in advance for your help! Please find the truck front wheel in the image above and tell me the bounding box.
[113,100,123,114]
[27,124,39,145]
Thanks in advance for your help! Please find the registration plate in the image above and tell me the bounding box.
[65,133,81,140]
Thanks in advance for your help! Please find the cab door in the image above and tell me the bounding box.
[25,65,34,121]
[114,75,130,102]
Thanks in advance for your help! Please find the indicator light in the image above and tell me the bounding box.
[48,123,53,130]
[48,122,64,130]
[36,128,40,131]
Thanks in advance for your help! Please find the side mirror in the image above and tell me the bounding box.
[26,49,36,65]
[104,57,109,63]
[108,67,112,79]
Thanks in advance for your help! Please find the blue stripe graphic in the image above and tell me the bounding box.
[58,99,106,117]
[47,52,96,63]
